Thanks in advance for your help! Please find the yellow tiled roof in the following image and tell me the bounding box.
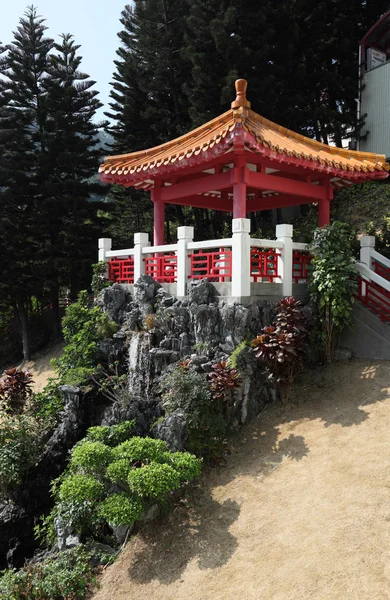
[99,80,389,185]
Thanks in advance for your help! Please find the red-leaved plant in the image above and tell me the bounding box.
[209,361,241,419]
[0,368,34,413]
[252,297,307,402]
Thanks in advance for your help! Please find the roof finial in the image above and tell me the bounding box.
[231,79,251,110]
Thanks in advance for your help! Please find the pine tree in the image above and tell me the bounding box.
[42,33,105,317]
[184,0,390,146]
[0,7,53,359]
[105,1,192,245]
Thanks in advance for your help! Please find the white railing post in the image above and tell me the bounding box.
[276,224,293,297]
[177,226,194,297]
[98,238,112,263]
[232,218,251,298]
[134,233,150,282]
[360,235,375,270]
[98,238,112,277]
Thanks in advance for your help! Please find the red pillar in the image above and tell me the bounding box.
[233,156,247,219]
[318,184,332,227]
[151,183,165,245]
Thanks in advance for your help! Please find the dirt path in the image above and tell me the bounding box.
[93,360,390,600]
[14,342,64,392]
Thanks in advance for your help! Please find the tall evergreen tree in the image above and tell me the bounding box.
[0,7,53,359]
[42,33,105,323]
[0,8,106,354]
[106,1,191,246]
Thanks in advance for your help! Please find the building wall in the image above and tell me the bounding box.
[360,62,390,158]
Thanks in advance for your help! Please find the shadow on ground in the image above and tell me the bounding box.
[122,360,389,586]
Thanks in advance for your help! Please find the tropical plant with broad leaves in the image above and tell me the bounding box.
[0,368,33,414]
[252,297,308,402]
[209,361,241,418]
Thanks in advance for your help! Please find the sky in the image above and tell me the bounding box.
[1,0,129,122]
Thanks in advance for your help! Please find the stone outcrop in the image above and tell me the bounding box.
[0,276,280,568]
[97,276,277,450]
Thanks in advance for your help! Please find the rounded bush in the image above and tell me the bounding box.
[71,441,112,473]
[59,474,104,504]
[112,437,168,464]
[86,421,135,447]
[161,451,202,481]
[127,462,181,500]
[106,459,131,484]
[98,493,144,526]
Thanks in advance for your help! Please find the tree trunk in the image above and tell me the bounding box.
[16,302,31,362]
[50,284,61,340]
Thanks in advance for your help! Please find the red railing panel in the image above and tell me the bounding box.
[357,275,390,322]
[293,250,312,283]
[108,257,134,284]
[250,249,280,282]
[190,250,232,281]
[145,253,177,283]
[373,258,390,282]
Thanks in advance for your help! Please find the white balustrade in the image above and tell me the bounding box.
[99,222,310,298]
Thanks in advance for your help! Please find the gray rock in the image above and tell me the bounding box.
[155,287,174,308]
[179,332,193,356]
[190,354,208,366]
[98,337,126,364]
[126,307,143,331]
[0,503,33,569]
[112,523,133,545]
[154,410,188,451]
[54,516,80,551]
[188,279,215,305]
[141,503,160,523]
[133,275,161,314]
[149,348,179,374]
[103,284,131,322]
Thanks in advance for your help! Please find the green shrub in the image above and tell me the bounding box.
[0,545,105,600]
[33,292,120,424]
[52,291,118,384]
[159,364,227,455]
[70,442,112,474]
[228,340,253,371]
[159,366,211,429]
[309,221,356,362]
[112,437,169,463]
[58,474,105,504]
[127,463,181,499]
[44,425,202,538]
[0,406,49,501]
[85,421,135,447]
[34,378,64,421]
[161,451,203,481]
[98,493,144,526]
[91,261,110,295]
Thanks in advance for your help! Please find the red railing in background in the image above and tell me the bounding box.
[250,249,280,282]
[357,276,390,322]
[145,254,177,283]
[108,257,135,283]
[373,258,390,282]
[190,250,232,281]
[293,251,312,283]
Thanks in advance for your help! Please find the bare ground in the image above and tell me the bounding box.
[14,342,64,392]
[92,360,390,600]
